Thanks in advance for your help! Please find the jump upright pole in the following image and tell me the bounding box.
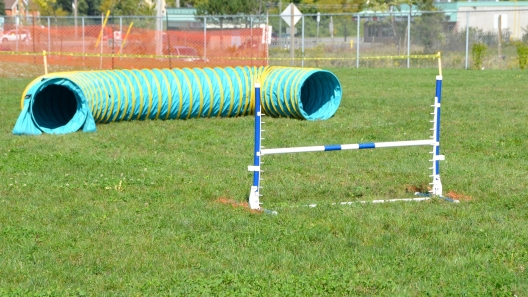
[431,74,444,196]
[248,70,445,210]
[248,83,263,210]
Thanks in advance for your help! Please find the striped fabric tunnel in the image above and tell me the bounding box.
[13,66,342,135]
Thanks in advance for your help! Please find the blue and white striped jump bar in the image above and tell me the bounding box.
[259,139,437,156]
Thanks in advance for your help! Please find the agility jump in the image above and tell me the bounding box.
[248,66,446,210]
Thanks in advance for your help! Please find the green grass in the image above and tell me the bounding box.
[1,68,527,296]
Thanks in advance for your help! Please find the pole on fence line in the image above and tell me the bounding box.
[465,11,469,70]
[266,12,269,67]
[119,17,123,55]
[498,15,502,59]
[204,16,207,65]
[15,16,19,52]
[301,15,304,68]
[31,15,35,64]
[278,1,282,49]
[47,17,51,54]
[82,17,85,65]
[356,15,360,69]
[74,0,78,38]
[316,12,320,44]
[250,17,254,67]
[100,13,105,69]
[248,82,262,210]
[407,11,411,68]
[290,3,295,66]
[43,50,48,75]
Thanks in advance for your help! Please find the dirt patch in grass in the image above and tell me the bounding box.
[216,197,263,214]
[445,191,473,201]
[405,184,431,194]
[405,184,473,202]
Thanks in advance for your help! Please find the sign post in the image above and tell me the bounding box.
[329,16,334,43]
[316,12,320,43]
[281,3,302,66]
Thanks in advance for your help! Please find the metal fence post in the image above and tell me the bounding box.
[100,13,103,69]
[356,14,360,69]
[15,16,18,52]
[47,17,51,53]
[119,17,122,52]
[301,15,304,68]
[204,16,207,64]
[407,12,411,68]
[465,11,470,70]
[82,17,85,64]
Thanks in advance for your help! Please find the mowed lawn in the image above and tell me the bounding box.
[0,67,527,296]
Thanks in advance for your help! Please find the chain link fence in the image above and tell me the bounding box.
[1,9,528,72]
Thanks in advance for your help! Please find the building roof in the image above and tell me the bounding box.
[4,0,18,9]
[359,1,528,23]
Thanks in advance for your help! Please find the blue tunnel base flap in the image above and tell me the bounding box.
[12,100,42,135]
[82,112,97,133]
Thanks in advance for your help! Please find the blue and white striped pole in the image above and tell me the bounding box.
[248,83,262,210]
[431,75,444,196]
[260,139,435,155]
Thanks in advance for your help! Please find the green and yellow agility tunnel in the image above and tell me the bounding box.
[13,66,342,135]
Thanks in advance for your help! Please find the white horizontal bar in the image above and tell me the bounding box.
[261,145,326,155]
[433,155,445,161]
[307,197,431,207]
[248,165,260,172]
[371,140,435,148]
[260,140,435,156]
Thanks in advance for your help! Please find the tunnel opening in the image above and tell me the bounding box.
[300,71,342,120]
[31,84,79,132]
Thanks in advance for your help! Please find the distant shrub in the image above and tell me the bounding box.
[471,42,487,70]
[513,41,528,70]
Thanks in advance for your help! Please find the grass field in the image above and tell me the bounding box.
[0,67,527,296]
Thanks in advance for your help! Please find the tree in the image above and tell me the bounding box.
[166,0,199,8]
[195,0,260,29]
[195,0,259,17]
[413,11,444,53]
[33,0,69,16]
[100,0,153,16]
[55,0,88,15]
[365,0,443,54]
[56,0,73,13]
[85,0,103,16]
[302,0,363,13]
[0,0,6,16]
[76,0,90,15]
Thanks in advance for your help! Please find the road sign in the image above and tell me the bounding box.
[281,3,302,27]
